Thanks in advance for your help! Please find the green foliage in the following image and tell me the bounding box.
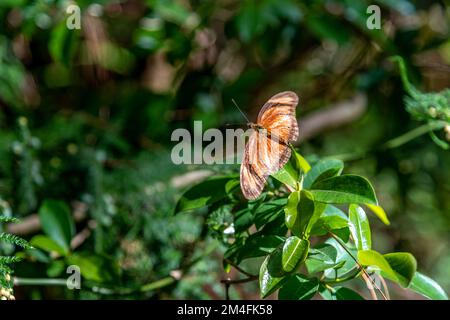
[0,0,448,300]
[0,212,31,292]
[392,56,450,149]
[175,149,448,299]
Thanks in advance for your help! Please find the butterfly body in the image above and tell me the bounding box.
[240,91,299,200]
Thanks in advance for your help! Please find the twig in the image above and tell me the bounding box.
[327,121,447,162]
[329,232,388,300]
[377,274,390,300]
[362,273,378,300]
[220,275,258,285]
[223,258,257,278]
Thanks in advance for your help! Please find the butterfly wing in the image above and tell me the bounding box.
[257,91,299,142]
[240,91,299,200]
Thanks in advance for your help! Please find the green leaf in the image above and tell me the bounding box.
[408,272,448,300]
[365,204,390,225]
[348,205,371,251]
[321,286,365,300]
[278,274,319,300]
[358,250,417,287]
[384,253,417,287]
[284,191,300,230]
[67,253,119,282]
[282,237,309,273]
[253,198,287,229]
[310,205,349,236]
[49,22,80,66]
[259,252,289,298]
[174,176,239,213]
[271,158,299,189]
[47,260,66,278]
[322,238,358,279]
[309,175,378,205]
[306,244,341,274]
[291,148,311,173]
[285,190,325,237]
[224,233,285,265]
[30,235,67,256]
[303,159,343,189]
[38,200,75,253]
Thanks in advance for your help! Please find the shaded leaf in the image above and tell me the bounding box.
[225,233,285,265]
[30,235,66,256]
[174,176,239,213]
[38,200,75,253]
[278,274,319,300]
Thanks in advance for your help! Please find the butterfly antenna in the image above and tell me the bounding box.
[231,98,251,123]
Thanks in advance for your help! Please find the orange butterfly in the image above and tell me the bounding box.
[240,91,299,200]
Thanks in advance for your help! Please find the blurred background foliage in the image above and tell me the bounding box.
[0,0,449,299]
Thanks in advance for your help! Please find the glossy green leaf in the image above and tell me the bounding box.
[174,176,239,213]
[322,238,358,279]
[306,243,341,274]
[310,205,348,236]
[291,148,311,173]
[348,205,371,251]
[365,204,390,225]
[278,274,319,300]
[284,191,300,230]
[253,198,287,229]
[282,237,309,273]
[271,158,299,189]
[30,235,67,256]
[358,250,417,287]
[384,252,417,287]
[321,286,365,300]
[408,272,448,300]
[303,159,343,189]
[309,175,378,205]
[285,190,325,237]
[259,252,289,298]
[38,200,75,254]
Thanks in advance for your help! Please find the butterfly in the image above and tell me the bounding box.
[240,91,299,200]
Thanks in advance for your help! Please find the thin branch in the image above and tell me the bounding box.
[377,274,391,300]
[362,273,378,300]
[220,275,258,285]
[223,258,257,278]
[329,232,388,300]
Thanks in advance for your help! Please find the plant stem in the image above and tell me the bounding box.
[382,121,446,149]
[327,121,447,162]
[328,233,388,300]
[224,258,257,278]
[14,277,68,286]
[220,275,258,285]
